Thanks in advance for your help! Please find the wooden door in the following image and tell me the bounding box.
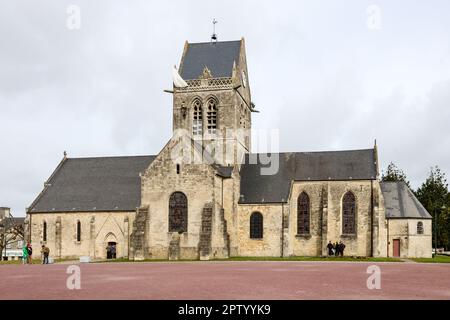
[393,239,400,257]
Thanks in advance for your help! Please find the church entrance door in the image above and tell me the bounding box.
[107,241,117,259]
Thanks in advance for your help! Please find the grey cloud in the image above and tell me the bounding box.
[1,0,449,216]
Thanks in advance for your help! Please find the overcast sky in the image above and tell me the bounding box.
[1,0,449,217]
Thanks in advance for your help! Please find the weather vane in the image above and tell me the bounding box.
[211,18,218,42]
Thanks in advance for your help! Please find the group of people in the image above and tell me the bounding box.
[326,241,346,257]
[21,242,50,264]
[106,243,117,259]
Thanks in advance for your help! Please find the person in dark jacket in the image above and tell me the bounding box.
[326,241,334,256]
[106,244,112,259]
[339,241,346,257]
[26,242,33,264]
[41,245,50,264]
[334,242,340,256]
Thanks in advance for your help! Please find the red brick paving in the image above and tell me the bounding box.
[1,261,449,300]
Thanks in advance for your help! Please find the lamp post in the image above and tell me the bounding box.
[0,223,5,261]
[434,207,438,258]
[434,204,447,258]
[439,205,447,256]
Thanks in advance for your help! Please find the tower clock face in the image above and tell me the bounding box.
[242,71,247,88]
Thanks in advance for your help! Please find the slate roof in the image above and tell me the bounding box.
[29,148,379,212]
[239,149,377,204]
[215,165,233,178]
[28,156,155,213]
[179,40,241,80]
[380,181,432,219]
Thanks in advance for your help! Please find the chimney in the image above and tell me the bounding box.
[0,207,11,220]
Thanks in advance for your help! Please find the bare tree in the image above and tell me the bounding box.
[0,221,24,259]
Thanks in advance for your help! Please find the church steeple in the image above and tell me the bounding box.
[172,38,253,166]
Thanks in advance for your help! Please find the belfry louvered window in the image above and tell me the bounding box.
[192,99,203,136]
[206,98,217,134]
[297,192,310,234]
[250,212,263,239]
[342,192,356,234]
[169,192,188,233]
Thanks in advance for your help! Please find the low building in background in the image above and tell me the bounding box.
[0,207,25,261]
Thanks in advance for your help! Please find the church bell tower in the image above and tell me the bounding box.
[172,38,254,166]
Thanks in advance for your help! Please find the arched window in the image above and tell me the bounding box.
[342,192,356,234]
[192,99,203,136]
[43,221,47,242]
[206,98,217,134]
[169,192,188,233]
[297,192,310,234]
[76,220,81,242]
[250,212,263,239]
[417,221,424,234]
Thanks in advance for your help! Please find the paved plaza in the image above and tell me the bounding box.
[1,261,449,300]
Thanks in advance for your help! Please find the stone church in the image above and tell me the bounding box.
[26,38,432,260]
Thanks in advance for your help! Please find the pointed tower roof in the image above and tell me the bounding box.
[179,40,242,80]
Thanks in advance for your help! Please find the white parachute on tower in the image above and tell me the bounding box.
[172,65,188,88]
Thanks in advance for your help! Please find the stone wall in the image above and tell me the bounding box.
[222,168,240,256]
[387,218,432,258]
[172,88,249,167]
[237,204,283,257]
[373,182,388,257]
[140,137,231,260]
[28,211,133,260]
[237,180,387,258]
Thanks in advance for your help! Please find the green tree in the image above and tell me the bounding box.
[381,162,411,188]
[415,166,450,250]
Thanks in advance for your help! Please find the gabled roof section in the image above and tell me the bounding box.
[179,40,241,80]
[2,217,25,230]
[239,149,377,204]
[28,156,155,213]
[381,181,432,219]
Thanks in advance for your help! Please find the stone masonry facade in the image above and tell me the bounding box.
[26,38,432,259]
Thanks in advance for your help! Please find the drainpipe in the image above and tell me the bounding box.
[370,180,374,257]
[29,212,32,244]
[3,236,6,261]
[221,177,224,208]
[386,218,390,257]
[281,202,284,258]
[434,207,437,258]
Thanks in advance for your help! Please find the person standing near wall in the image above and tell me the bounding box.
[22,245,28,265]
[26,242,32,264]
[327,241,334,256]
[334,242,340,256]
[339,241,346,257]
[41,245,50,264]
